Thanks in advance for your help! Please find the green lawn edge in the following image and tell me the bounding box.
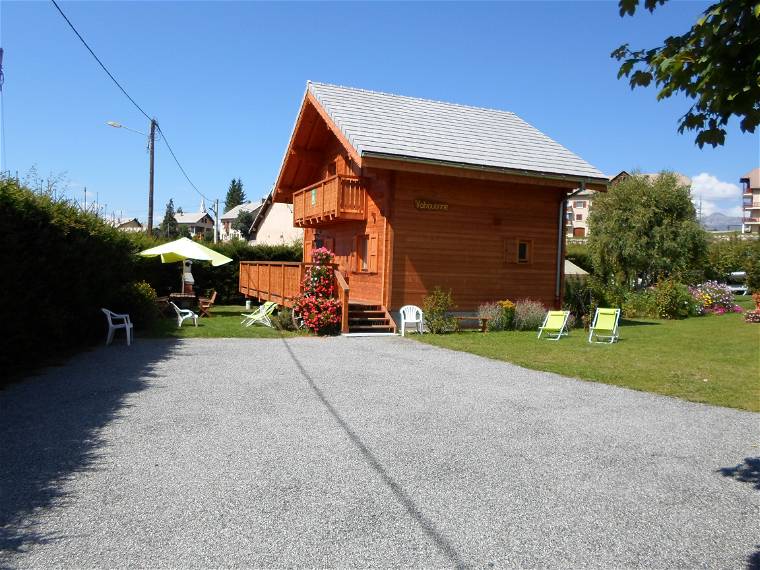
[413,311,760,412]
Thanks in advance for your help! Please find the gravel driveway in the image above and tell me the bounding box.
[1,336,758,568]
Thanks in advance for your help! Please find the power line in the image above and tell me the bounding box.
[50,0,151,122]
[156,125,210,203]
[49,0,214,210]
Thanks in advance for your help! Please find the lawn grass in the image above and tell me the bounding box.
[143,305,301,339]
[415,299,760,412]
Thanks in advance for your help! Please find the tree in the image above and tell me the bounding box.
[160,199,178,239]
[224,178,246,212]
[612,0,760,147]
[233,209,255,241]
[587,172,708,289]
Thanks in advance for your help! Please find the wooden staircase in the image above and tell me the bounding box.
[347,302,396,334]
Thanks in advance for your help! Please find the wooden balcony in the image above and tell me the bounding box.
[292,174,367,227]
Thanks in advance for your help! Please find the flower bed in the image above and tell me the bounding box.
[689,281,743,315]
[292,247,341,335]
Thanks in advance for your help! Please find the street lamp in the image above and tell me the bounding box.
[107,118,158,235]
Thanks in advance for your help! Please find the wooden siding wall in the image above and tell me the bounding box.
[389,171,565,311]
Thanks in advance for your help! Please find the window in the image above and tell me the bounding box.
[517,240,531,264]
[327,161,337,177]
[575,213,583,221]
[574,200,586,209]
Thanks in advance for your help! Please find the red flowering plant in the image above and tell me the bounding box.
[293,247,342,335]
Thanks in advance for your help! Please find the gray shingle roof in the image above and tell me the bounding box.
[308,82,606,182]
[221,202,261,221]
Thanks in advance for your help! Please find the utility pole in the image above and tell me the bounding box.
[213,198,219,243]
[147,118,157,235]
[83,186,87,212]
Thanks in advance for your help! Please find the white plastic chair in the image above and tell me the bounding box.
[101,308,133,346]
[170,301,198,328]
[399,305,424,336]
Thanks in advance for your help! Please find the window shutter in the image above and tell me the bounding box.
[369,234,378,273]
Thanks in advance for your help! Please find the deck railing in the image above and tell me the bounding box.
[292,174,367,227]
[239,261,351,333]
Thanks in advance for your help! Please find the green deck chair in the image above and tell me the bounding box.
[537,310,570,340]
[241,301,277,328]
[588,308,621,344]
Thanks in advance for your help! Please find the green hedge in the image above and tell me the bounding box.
[0,179,149,379]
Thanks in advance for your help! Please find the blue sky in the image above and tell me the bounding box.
[2,1,758,221]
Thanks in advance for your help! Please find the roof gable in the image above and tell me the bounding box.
[310,82,606,179]
[274,82,608,200]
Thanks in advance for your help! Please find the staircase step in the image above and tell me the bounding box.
[349,325,395,332]
[349,312,386,319]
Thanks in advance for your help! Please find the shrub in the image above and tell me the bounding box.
[652,278,697,319]
[746,242,760,293]
[272,307,296,331]
[513,299,546,331]
[497,299,516,330]
[0,177,142,379]
[422,287,456,334]
[478,300,515,331]
[689,281,743,315]
[622,289,657,319]
[113,281,159,329]
[705,236,759,281]
[563,277,592,325]
[566,243,593,273]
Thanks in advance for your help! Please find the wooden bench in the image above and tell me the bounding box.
[453,316,492,332]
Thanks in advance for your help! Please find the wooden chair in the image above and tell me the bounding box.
[156,296,172,317]
[101,308,133,346]
[198,290,217,318]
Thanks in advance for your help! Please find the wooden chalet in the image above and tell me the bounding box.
[240,82,608,333]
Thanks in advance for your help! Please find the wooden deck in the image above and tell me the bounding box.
[239,261,351,333]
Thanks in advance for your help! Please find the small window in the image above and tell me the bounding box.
[574,200,586,208]
[517,240,531,264]
[327,162,337,176]
[575,213,583,221]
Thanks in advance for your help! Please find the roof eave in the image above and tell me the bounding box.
[361,151,609,191]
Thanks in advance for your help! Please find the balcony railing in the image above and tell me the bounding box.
[292,174,367,227]
[743,217,760,224]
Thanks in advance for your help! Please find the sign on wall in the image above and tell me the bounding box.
[414,199,449,211]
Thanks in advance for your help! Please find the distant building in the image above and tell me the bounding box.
[565,187,596,238]
[248,192,303,246]
[220,202,262,241]
[106,217,143,233]
[742,168,760,234]
[176,200,215,238]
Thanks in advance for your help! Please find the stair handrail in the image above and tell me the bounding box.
[334,269,350,334]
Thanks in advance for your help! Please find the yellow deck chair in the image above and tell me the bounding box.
[588,308,621,344]
[537,310,570,340]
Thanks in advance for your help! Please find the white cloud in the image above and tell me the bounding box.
[697,199,719,217]
[690,172,741,200]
